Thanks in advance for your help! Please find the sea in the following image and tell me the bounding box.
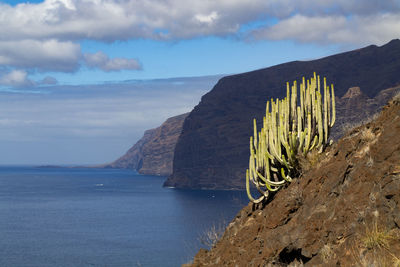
[0,166,247,267]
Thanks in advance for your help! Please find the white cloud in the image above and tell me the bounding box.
[0,70,59,88]
[0,70,33,87]
[84,52,142,72]
[252,13,400,46]
[195,11,219,25]
[0,39,81,72]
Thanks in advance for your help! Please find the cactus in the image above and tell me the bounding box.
[246,73,336,203]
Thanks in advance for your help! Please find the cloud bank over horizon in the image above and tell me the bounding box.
[0,75,222,165]
[0,0,399,87]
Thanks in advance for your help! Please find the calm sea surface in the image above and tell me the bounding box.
[0,166,247,267]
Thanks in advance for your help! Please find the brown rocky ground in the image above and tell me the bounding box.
[186,95,400,266]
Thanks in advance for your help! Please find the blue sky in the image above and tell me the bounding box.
[0,0,399,164]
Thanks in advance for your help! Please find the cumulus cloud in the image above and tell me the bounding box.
[252,12,400,46]
[0,70,33,87]
[0,39,81,72]
[0,70,58,87]
[84,52,142,72]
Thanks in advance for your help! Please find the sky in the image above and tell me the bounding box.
[0,0,399,165]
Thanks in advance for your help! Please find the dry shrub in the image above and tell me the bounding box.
[393,91,400,102]
[362,223,393,250]
[199,220,227,249]
[360,127,376,142]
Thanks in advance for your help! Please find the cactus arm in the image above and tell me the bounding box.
[253,118,258,147]
[303,112,312,155]
[323,78,328,143]
[281,168,292,182]
[298,131,305,153]
[246,169,264,203]
[300,79,305,126]
[316,91,324,149]
[330,84,336,127]
[309,135,319,151]
[256,170,286,186]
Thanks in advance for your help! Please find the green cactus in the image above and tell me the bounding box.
[246,72,336,203]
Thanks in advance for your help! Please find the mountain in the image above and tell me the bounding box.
[187,94,400,266]
[104,113,188,176]
[165,39,400,190]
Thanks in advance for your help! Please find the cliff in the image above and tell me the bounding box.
[187,94,400,266]
[105,113,188,176]
[165,39,400,189]
[333,84,400,139]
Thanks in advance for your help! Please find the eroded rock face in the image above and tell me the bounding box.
[105,113,188,176]
[166,39,400,189]
[332,84,400,139]
[187,96,400,267]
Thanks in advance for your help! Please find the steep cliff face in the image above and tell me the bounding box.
[165,39,400,189]
[332,85,400,139]
[106,113,188,176]
[187,95,400,267]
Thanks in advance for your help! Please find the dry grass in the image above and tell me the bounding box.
[351,126,381,159]
[393,256,400,267]
[362,223,393,250]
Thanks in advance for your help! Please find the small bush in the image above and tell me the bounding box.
[199,221,227,248]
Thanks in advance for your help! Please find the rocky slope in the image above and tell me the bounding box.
[187,94,400,266]
[165,39,400,189]
[105,113,188,176]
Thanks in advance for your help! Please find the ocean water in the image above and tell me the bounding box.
[0,166,247,267]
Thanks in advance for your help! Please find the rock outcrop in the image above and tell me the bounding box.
[165,39,400,189]
[187,94,400,266]
[332,84,400,139]
[105,113,188,176]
